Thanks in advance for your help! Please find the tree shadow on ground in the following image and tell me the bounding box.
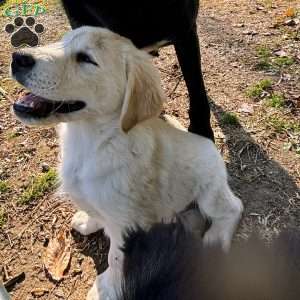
[72,229,109,275]
[212,102,299,236]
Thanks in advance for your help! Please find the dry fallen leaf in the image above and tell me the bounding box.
[242,29,258,36]
[31,288,49,297]
[284,18,299,26]
[274,50,288,57]
[285,7,296,18]
[238,103,254,115]
[256,5,265,11]
[44,230,71,281]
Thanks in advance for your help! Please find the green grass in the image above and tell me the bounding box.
[262,0,273,8]
[0,210,7,229]
[246,79,273,98]
[18,169,59,205]
[0,181,9,194]
[266,93,285,108]
[269,117,300,134]
[220,112,239,126]
[284,142,300,155]
[256,46,272,70]
[273,56,294,68]
[255,44,295,70]
[8,131,21,140]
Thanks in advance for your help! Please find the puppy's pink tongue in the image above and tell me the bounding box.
[14,93,54,117]
[17,93,36,107]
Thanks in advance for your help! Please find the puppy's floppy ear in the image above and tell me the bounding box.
[120,51,164,133]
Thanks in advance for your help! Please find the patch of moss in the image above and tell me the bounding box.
[18,168,59,205]
[262,0,273,9]
[246,79,273,99]
[220,112,239,126]
[0,180,9,194]
[269,117,300,134]
[266,93,285,108]
[273,56,294,68]
[8,131,21,140]
[0,209,7,229]
[256,46,272,70]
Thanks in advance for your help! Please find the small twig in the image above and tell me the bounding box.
[17,212,43,240]
[4,272,25,292]
[0,87,14,104]
[3,254,17,267]
[5,234,12,249]
[46,283,59,300]
[274,72,283,86]
[16,197,60,239]
[65,277,78,300]
[158,67,172,76]
[168,75,183,97]
[3,266,9,282]
[30,231,34,254]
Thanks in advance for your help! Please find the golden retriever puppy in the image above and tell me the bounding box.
[11,27,243,299]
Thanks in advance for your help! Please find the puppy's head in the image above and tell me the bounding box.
[11,26,163,130]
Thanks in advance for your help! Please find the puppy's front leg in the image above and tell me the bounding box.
[71,210,103,235]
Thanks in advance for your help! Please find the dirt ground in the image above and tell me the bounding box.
[0,0,299,299]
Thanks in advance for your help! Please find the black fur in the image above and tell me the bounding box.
[120,221,300,300]
[60,0,214,141]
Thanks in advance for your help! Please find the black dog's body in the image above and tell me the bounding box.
[61,0,214,140]
[120,222,300,300]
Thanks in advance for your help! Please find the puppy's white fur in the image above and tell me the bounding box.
[13,27,243,300]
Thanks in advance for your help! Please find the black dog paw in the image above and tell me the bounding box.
[5,16,44,48]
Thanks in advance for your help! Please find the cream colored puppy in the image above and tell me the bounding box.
[11,27,243,300]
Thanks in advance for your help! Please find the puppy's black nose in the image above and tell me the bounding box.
[12,52,35,74]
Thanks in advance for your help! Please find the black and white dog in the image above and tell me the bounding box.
[61,0,214,140]
[120,221,300,300]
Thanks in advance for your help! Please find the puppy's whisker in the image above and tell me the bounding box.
[46,84,58,90]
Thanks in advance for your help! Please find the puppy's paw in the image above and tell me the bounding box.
[71,211,102,236]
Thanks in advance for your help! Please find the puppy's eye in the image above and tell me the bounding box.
[76,52,98,66]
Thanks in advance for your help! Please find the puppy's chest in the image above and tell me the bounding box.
[62,154,118,198]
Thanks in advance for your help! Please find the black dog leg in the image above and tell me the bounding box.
[174,27,214,141]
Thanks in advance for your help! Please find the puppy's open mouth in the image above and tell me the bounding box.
[13,93,86,119]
